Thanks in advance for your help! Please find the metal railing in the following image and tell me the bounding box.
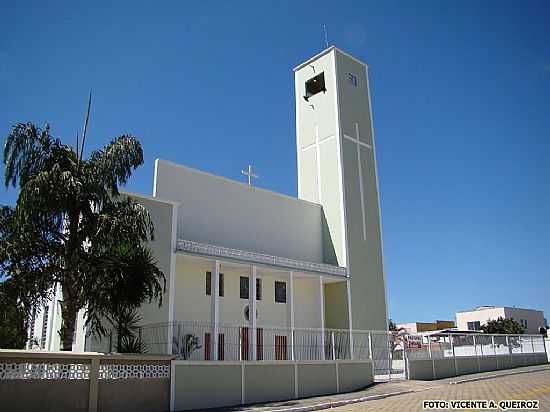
[405,333,547,361]
[97,321,384,362]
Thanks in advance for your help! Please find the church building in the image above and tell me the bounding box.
[32,47,388,362]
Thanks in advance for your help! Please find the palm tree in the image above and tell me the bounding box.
[1,99,165,350]
[93,243,164,351]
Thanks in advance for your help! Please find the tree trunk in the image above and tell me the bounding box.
[117,322,123,352]
[60,283,78,351]
[61,212,81,351]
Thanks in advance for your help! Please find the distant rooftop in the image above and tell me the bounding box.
[457,306,543,313]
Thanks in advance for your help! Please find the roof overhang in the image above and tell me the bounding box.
[176,239,347,278]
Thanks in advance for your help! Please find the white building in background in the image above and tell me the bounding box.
[32,46,388,356]
[26,285,86,352]
[456,306,547,334]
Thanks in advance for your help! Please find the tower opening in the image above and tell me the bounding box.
[304,72,326,101]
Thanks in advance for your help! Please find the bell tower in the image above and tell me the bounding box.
[294,47,388,331]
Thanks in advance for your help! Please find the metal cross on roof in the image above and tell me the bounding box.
[241,164,259,186]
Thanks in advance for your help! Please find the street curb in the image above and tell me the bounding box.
[448,366,550,385]
[268,386,440,412]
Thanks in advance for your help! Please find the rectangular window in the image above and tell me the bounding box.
[348,72,358,87]
[467,321,481,331]
[41,306,49,349]
[204,333,211,360]
[240,276,249,299]
[275,335,288,360]
[206,271,224,297]
[275,281,287,303]
[218,333,225,361]
[241,327,249,361]
[206,271,211,296]
[304,72,326,101]
[256,278,262,300]
[257,328,264,361]
[29,307,37,345]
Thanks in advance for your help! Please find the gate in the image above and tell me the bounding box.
[370,331,406,381]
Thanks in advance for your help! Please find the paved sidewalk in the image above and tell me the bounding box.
[331,366,550,412]
[214,364,550,412]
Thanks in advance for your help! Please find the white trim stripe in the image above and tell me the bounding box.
[295,74,302,198]
[301,134,335,152]
[343,134,372,149]
[331,49,349,269]
[167,203,178,355]
[355,124,367,241]
[315,125,322,204]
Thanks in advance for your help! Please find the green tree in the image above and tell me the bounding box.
[94,243,164,351]
[1,107,165,350]
[480,317,524,334]
[0,280,28,349]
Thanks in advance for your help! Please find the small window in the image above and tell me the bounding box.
[304,72,326,101]
[520,319,528,328]
[219,273,224,297]
[275,281,286,303]
[206,272,211,296]
[207,271,224,297]
[467,321,481,331]
[256,278,262,300]
[41,306,49,349]
[275,335,288,360]
[240,276,249,299]
[348,72,358,87]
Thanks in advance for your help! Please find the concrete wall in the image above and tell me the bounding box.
[0,352,173,412]
[407,354,548,380]
[154,159,324,264]
[172,360,373,411]
[1,380,90,412]
[98,379,169,412]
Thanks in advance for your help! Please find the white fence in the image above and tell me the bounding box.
[405,333,547,361]
[94,321,391,363]
[134,321,378,362]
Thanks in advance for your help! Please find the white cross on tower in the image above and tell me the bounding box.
[241,164,259,186]
[343,123,372,241]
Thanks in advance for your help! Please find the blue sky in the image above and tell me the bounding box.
[1,1,549,325]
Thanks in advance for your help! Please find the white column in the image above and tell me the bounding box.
[288,271,295,361]
[318,276,325,360]
[47,285,58,351]
[346,279,354,360]
[211,260,220,360]
[250,265,257,360]
[450,334,458,376]
[473,335,480,372]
